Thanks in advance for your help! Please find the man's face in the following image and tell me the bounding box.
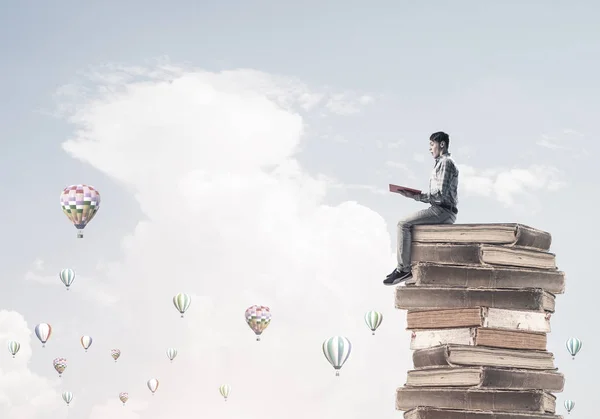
[429,140,442,158]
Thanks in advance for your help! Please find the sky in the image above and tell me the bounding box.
[0,1,597,418]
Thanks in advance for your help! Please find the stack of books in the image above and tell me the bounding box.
[395,223,565,419]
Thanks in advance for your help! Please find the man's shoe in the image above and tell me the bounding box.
[383,269,412,286]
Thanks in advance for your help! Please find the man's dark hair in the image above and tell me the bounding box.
[430,131,450,148]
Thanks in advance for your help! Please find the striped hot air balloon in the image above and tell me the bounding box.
[34,323,52,347]
[364,311,383,335]
[166,347,177,362]
[219,384,231,401]
[322,336,352,376]
[80,335,92,352]
[60,184,101,238]
[566,337,582,359]
[7,340,20,358]
[62,391,73,406]
[59,268,75,290]
[245,305,271,341]
[111,349,121,362]
[53,357,67,377]
[147,378,159,395]
[119,392,129,406]
[173,293,191,318]
[564,399,574,414]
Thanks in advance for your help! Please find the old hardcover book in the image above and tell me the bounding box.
[405,263,565,294]
[412,223,552,251]
[410,327,547,351]
[404,407,563,419]
[396,288,555,313]
[396,388,555,413]
[410,243,556,270]
[412,345,555,370]
[405,367,564,391]
[406,307,551,332]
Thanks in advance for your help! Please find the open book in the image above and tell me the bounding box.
[389,184,422,195]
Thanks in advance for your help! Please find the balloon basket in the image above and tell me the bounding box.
[372,331,375,335]
[256,336,261,341]
[335,371,340,377]
[77,232,83,238]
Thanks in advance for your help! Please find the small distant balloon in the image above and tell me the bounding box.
[111,349,121,362]
[566,337,582,359]
[80,335,93,352]
[147,378,159,395]
[7,340,20,358]
[364,311,383,335]
[173,293,191,318]
[245,305,271,341]
[166,347,177,362]
[59,268,75,290]
[62,391,73,406]
[323,336,352,377]
[53,357,67,377]
[34,323,52,347]
[219,384,231,401]
[564,399,574,414]
[60,184,101,238]
[119,392,129,406]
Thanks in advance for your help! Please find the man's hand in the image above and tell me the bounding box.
[398,190,418,199]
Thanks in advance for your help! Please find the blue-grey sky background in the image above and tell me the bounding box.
[0,1,596,418]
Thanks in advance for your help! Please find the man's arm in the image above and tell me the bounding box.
[414,159,456,205]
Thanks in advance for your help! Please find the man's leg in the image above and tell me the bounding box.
[384,206,455,285]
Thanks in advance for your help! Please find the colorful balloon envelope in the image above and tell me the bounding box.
[60,184,101,238]
[173,293,191,318]
[34,323,52,347]
[322,336,352,376]
[245,305,271,341]
[119,392,129,405]
[111,348,121,362]
[564,399,574,413]
[364,311,383,335]
[80,335,93,352]
[147,378,159,395]
[166,347,177,362]
[7,340,20,358]
[62,391,73,406]
[53,357,67,377]
[566,337,582,359]
[219,384,231,401]
[59,268,75,290]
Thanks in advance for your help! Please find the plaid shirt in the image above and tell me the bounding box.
[416,152,459,207]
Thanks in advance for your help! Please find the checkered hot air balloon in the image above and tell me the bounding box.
[173,293,191,318]
[364,311,383,335]
[7,340,20,358]
[564,399,574,414]
[80,335,92,352]
[34,323,52,347]
[60,184,101,238]
[219,384,231,401]
[147,378,159,395]
[59,268,75,290]
[119,392,129,406]
[566,337,582,359]
[62,391,73,406]
[166,347,177,362]
[53,357,67,377]
[111,349,121,362]
[245,305,271,341]
[322,336,352,377]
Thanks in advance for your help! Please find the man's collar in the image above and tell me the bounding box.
[435,152,451,162]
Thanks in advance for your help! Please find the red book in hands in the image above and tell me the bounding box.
[389,184,422,195]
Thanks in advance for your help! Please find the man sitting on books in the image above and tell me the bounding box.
[384,131,459,285]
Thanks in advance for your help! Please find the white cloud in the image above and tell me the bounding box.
[0,311,62,418]
[536,130,586,152]
[324,92,375,115]
[459,164,567,211]
[51,64,406,418]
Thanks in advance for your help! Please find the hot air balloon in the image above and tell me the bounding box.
[34,323,52,347]
[147,378,159,395]
[53,357,67,377]
[219,384,231,401]
[62,391,73,406]
[59,268,75,290]
[323,336,352,376]
[7,340,20,358]
[80,335,92,352]
[566,337,582,359]
[245,305,271,341]
[173,293,191,318]
[119,392,129,406]
[60,184,101,238]
[564,399,574,414]
[166,347,177,362]
[111,349,121,362]
[364,311,383,335]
